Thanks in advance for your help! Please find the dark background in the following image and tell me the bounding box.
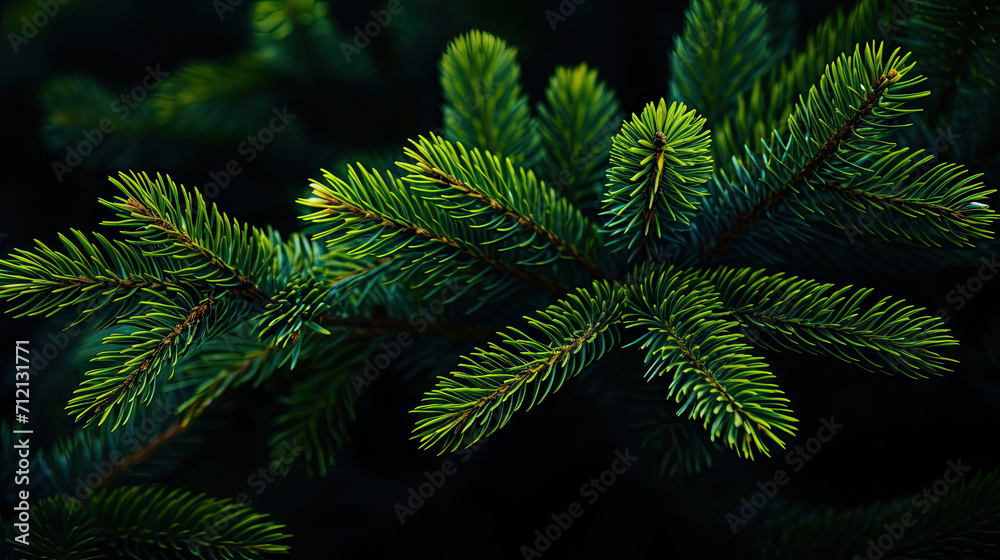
[2,0,998,558]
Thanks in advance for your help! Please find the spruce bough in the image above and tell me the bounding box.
[4,9,999,557]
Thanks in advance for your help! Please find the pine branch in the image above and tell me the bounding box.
[66,293,249,429]
[398,132,605,278]
[299,165,570,299]
[623,265,797,459]
[535,63,620,205]
[813,152,995,246]
[695,42,994,264]
[602,99,713,261]
[0,229,197,327]
[704,266,957,377]
[712,0,887,169]
[439,30,540,166]
[100,171,273,303]
[411,280,625,453]
[20,487,291,558]
[700,57,902,262]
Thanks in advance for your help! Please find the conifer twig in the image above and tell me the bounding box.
[699,71,898,263]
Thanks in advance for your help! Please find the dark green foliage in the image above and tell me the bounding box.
[16,494,101,560]
[35,0,360,171]
[37,392,203,496]
[267,332,362,478]
[16,486,291,559]
[4,2,1000,556]
[896,0,999,113]
[760,470,1000,559]
[637,405,722,477]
